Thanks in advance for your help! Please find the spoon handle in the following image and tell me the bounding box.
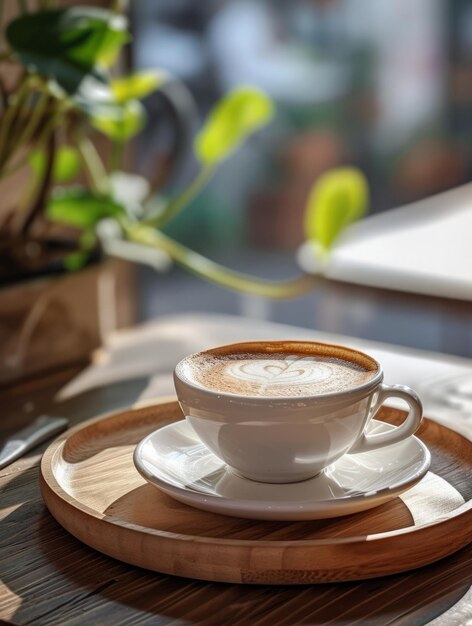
[0,416,69,470]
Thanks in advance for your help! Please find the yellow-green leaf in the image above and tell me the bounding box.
[91,99,145,141]
[96,15,129,68]
[29,146,81,183]
[111,70,167,103]
[195,87,274,166]
[304,167,369,251]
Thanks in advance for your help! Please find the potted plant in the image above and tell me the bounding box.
[0,1,368,384]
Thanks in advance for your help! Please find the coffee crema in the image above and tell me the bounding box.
[178,342,378,397]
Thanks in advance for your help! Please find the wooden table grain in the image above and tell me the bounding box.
[1,367,471,626]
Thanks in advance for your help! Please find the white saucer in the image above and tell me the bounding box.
[134,420,431,521]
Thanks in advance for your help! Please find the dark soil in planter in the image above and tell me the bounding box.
[0,237,102,286]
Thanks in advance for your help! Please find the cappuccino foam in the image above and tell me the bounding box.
[179,344,377,397]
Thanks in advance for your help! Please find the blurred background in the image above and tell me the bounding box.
[128,0,471,354]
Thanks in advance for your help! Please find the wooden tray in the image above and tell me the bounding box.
[40,398,472,585]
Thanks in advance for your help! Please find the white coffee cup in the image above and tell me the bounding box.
[174,341,423,484]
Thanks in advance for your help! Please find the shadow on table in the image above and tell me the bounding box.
[1,497,470,626]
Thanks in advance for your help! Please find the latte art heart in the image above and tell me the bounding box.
[227,356,332,386]
[180,347,377,397]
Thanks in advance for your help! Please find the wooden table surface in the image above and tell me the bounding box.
[1,365,471,626]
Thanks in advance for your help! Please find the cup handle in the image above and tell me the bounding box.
[348,383,423,454]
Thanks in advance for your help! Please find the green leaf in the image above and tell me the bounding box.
[91,99,146,141]
[111,70,167,103]
[64,250,89,271]
[46,187,124,229]
[29,146,81,183]
[195,87,274,166]
[95,22,129,68]
[6,8,128,94]
[74,78,146,142]
[304,167,369,250]
[54,147,81,182]
[64,230,97,271]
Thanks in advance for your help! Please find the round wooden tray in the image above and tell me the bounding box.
[40,398,472,585]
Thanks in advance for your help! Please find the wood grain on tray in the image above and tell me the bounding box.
[39,399,472,585]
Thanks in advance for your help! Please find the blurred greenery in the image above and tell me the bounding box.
[0,2,368,297]
[6,7,128,94]
[29,146,81,183]
[46,187,124,229]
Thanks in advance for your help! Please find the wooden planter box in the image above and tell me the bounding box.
[0,259,135,386]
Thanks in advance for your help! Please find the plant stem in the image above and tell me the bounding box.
[111,0,129,13]
[20,107,62,161]
[21,130,56,234]
[0,75,7,111]
[110,140,124,172]
[124,221,318,299]
[10,108,63,181]
[0,76,33,171]
[0,99,20,169]
[3,90,49,170]
[7,86,32,147]
[77,135,109,195]
[146,166,214,228]
[0,109,19,171]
